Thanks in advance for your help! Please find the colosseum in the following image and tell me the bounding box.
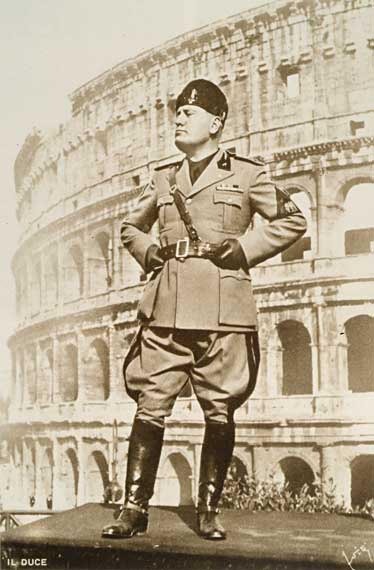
[1,0,374,514]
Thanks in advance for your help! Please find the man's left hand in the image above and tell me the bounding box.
[214,239,248,270]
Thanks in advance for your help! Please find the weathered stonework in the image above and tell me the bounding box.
[1,0,374,511]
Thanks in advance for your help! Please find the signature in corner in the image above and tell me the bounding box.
[342,543,373,570]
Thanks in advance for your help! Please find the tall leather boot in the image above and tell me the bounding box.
[197,421,235,540]
[102,419,164,539]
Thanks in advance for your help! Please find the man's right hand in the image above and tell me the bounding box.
[145,244,164,273]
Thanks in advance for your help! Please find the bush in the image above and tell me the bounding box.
[221,471,374,517]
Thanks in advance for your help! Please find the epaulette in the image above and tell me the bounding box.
[227,151,265,166]
[154,160,182,172]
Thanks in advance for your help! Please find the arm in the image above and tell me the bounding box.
[238,169,307,268]
[120,180,159,271]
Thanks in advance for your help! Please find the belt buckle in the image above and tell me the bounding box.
[175,238,189,259]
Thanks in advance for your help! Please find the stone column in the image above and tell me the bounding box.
[108,324,124,401]
[252,446,268,480]
[82,227,89,299]
[320,445,349,506]
[266,346,283,397]
[75,328,84,402]
[51,334,59,403]
[77,439,86,506]
[34,441,43,510]
[193,442,202,504]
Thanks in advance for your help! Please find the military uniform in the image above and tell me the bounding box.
[102,79,307,542]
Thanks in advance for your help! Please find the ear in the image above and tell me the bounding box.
[209,116,222,135]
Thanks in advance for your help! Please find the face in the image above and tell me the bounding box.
[174,105,219,153]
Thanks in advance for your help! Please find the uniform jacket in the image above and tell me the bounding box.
[120,148,307,331]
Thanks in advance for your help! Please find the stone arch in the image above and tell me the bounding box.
[39,348,53,404]
[88,231,111,294]
[60,448,79,508]
[351,455,374,508]
[277,320,313,395]
[281,188,313,262]
[156,452,193,506]
[63,243,84,301]
[345,315,374,393]
[59,344,78,402]
[86,450,110,502]
[40,448,53,508]
[84,338,110,401]
[342,182,374,255]
[335,174,374,205]
[276,456,315,495]
[228,455,249,480]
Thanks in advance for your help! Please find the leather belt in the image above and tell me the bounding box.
[159,238,220,261]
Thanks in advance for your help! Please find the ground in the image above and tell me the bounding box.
[1,504,374,569]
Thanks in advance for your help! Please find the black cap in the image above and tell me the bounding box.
[176,79,228,125]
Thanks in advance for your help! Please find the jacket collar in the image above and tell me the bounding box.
[175,148,234,198]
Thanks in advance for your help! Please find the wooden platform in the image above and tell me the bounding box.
[1,504,374,569]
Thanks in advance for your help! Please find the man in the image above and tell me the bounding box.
[102,79,307,540]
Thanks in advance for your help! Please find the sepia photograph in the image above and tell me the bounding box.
[1,0,374,568]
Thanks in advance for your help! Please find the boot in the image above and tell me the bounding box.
[197,421,235,540]
[102,419,164,538]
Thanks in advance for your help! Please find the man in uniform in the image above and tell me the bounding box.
[102,79,307,540]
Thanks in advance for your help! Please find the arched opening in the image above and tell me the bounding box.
[44,248,58,308]
[351,455,374,508]
[156,453,193,506]
[278,457,315,495]
[346,315,374,393]
[61,449,79,508]
[88,232,111,294]
[39,349,53,404]
[86,451,110,502]
[224,455,249,486]
[40,448,53,508]
[25,347,37,405]
[64,244,84,302]
[343,183,374,255]
[281,191,312,262]
[59,344,78,402]
[278,321,313,395]
[84,339,110,401]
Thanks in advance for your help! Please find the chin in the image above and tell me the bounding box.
[174,137,190,152]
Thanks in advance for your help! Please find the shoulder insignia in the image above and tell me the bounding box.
[227,151,265,166]
[275,186,301,217]
[154,160,182,172]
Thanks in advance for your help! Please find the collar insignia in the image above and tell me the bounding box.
[217,151,231,171]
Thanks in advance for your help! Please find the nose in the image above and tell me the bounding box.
[175,112,185,127]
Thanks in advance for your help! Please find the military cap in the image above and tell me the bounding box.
[176,79,228,124]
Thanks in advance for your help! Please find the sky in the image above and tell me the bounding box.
[0,0,272,398]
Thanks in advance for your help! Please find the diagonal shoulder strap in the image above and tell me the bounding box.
[168,167,200,242]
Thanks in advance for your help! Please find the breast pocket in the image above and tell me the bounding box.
[157,194,174,228]
[214,188,244,232]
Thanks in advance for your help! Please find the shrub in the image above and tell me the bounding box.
[221,472,357,515]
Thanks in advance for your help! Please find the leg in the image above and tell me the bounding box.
[197,420,235,540]
[102,419,164,538]
[191,331,260,539]
[102,327,192,538]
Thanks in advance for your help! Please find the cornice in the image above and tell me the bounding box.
[272,136,374,162]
